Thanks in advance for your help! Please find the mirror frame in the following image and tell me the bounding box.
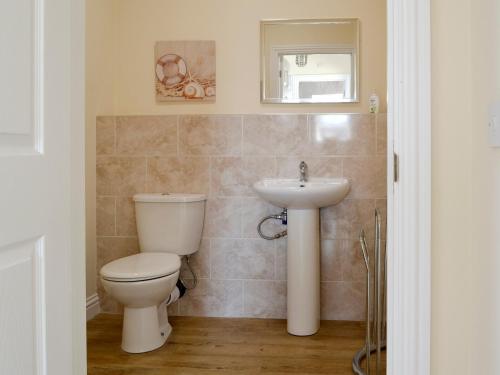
[260,18,360,104]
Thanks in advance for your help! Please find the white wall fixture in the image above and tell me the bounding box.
[488,102,500,147]
[387,0,431,374]
[253,177,350,335]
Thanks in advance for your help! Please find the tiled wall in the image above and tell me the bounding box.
[96,113,387,320]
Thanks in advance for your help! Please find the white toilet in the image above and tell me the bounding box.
[100,193,206,353]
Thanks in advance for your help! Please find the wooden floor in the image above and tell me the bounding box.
[87,314,383,375]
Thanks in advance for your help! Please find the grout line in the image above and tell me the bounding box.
[239,196,244,239]
[240,115,244,157]
[307,114,311,143]
[273,239,278,281]
[208,238,212,280]
[144,157,149,193]
[113,116,117,155]
[113,197,117,236]
[96,235,138,239]
[242,278,246,314]
[176,115,180,157]
[208,156,213,198]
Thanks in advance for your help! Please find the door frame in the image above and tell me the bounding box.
[386,0,431,374]
[70,0,86,373]
[68,0,432,374]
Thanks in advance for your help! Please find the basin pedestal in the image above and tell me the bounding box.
[287,208,320,336]
[252,177,350,336]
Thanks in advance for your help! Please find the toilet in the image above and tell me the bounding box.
[100,193,206,353]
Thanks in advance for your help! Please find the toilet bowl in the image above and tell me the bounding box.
[101,252,181,353]
[99,193,206,353]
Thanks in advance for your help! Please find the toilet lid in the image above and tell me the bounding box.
[100,253,181,282]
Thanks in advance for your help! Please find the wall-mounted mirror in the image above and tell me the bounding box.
[261,19,360,104]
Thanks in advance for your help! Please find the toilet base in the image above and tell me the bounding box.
[121,302,171,353]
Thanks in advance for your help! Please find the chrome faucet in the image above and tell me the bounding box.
[299,161,308,182]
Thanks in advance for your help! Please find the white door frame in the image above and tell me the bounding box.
[70,0,86,373]
[65,1,432,374]
[387,0,431,374]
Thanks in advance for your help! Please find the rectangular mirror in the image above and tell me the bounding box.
[261,19,360,104]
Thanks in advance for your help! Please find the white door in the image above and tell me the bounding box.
[0,0,81,374]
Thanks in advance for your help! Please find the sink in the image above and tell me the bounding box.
[253,176,350,336]
[253,178,350,209]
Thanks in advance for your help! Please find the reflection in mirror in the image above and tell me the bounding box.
[261,19,359,104]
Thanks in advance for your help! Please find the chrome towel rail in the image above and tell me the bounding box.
[352,209,387,375]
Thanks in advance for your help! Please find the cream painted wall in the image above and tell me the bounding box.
[113,0,387,114]
[466,0,500,373]
[431,0,500,373]
[85,0,115,298]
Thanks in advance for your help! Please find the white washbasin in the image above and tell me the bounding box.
[253,178,350,209]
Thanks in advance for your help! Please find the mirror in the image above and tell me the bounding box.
[261,19,360,104]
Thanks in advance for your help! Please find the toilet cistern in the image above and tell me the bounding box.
[299,161,308,183]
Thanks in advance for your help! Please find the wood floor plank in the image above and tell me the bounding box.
[87,314,384,374]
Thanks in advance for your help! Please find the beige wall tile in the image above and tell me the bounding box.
[376,113,387,155]
[96,236,140,314]
[241,197,284,238]
[180,238,210,280]
[97,284,122,314]
[146,156,209,194]
[204,198,241,238]
[340,240,369,282]
[210,157,276,197]
[116,197,137,236]
[321,199,376,240]
[115,116,177,156]
[167,300,180,316]
[376,199,387,241]
[96,156,147,196]
[308,114,376,155]
[320,282,366,321]
[179,279,244,317]
[94,113,386,320]
[96,236,139,271]
[211,238,274,280]
[96,197,115,236]
[243,115,308,156]
[276,156,342,179]
[342,157,387,199]
[320,240,344,282]
[96,116,115,155]
[179,115,242,156]
[244,280,287,319]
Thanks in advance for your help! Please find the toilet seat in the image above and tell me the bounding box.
[100,253,181,282]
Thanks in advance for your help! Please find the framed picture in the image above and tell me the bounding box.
[155,41,216,102]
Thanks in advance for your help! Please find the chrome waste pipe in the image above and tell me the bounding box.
[352,209,387,375]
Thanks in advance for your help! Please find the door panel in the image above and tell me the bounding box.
[0,238,45,375]
[0,0,43,154]
[0,0,74,374]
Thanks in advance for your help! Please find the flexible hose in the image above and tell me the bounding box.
[257,214,287,240]
[180,255,198,289]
